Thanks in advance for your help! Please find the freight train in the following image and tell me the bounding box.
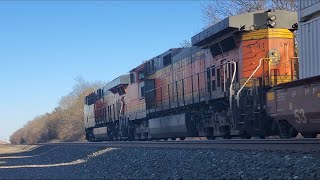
[84,9,320,141]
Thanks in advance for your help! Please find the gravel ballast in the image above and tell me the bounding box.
[0,145,320,179]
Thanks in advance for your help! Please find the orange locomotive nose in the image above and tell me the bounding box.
[241,29,296,87]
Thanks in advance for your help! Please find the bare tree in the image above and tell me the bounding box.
[271,0,297,11]
[10,78,102,144]
[202,0,297,28]
[180,40,192,48]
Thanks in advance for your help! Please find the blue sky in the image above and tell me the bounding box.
[0,1,204,141]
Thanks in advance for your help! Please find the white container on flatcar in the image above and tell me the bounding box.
[299,0,320,21]
[299,16,320,79]
[298,0,320,79]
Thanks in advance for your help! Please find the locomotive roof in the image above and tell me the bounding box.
[172,46,202,64]
[104,74,130,91]
[129,48,185,73]
[191,10,297,46]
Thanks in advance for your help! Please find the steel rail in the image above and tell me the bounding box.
[42,139,320,145]
[35,139,320,152]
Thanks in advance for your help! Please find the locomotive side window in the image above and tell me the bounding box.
[141,86,145,98]
[138,71,145,80]
[210,43,222,58]
[146,61,151,74]
[220,36,236,52]
[216,68,221,87]
[163,54,172,67]
[108,106,111,121]
[235,62,239,83]
[212,80,216,91]
[211,68,215,77]
[130,73,136,83]
[139,82,145,99]
[207,67,217,92]
[211,67,216,91]
[207,69,211,92]
[113,104,115,120]
[147,60,156,74]
[151,59,155,71]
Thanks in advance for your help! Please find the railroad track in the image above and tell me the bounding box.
[42,139,320,152]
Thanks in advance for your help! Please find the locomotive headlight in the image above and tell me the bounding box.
[268,15,276,21]
[267,21,276,28]
[267,15,276,28]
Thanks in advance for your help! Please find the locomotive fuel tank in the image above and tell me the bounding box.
[149,113,196,139]
[93,127,112,141]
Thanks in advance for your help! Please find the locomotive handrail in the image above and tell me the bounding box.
[220,61,237,125]
[236,58,270,107]
[145,65,217,94]
[290,57,299,80]
[145,60,238,117]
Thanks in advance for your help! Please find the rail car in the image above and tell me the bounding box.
[266,0,320,139]
[267,75,320,138]
[84,9,320,142]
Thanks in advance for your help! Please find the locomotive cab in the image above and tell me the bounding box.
[84,75,130,141]
[191,10,298,138]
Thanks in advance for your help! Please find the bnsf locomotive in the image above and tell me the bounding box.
[84,9,320,141]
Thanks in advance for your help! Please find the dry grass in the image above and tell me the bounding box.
[0,145,39,155]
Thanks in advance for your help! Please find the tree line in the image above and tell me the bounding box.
[10,78,101,144]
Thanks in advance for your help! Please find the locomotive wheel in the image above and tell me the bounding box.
[88,131,95,142]
[279,129,298,138]
[114,134,119,141]
[171,137,176,141]
[143,132,149,141]
[206,136,215,140]
[179,137,186,140]
[278,120,298,139]
[136,133,142,141]
[128,129,135,141]
[259,135,266,139]
[223,135,231,139]
[91,135,96,142]
[241,132,251,139]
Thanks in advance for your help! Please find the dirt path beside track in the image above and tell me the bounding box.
[0,145,39,155]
